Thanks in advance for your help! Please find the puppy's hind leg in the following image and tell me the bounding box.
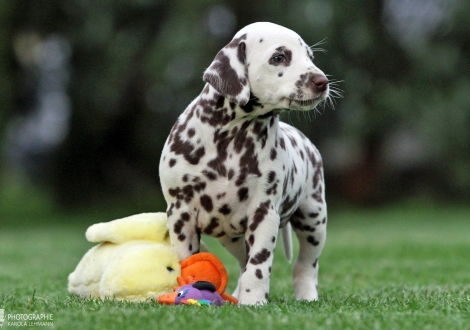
[291,199,327,301]
[217,236,246,299]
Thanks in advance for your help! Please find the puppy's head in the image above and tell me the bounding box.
[203,22,329,113]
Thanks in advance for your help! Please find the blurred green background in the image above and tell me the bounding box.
[0,0,469,218]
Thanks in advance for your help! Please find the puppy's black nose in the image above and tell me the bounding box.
[312,75,329,92]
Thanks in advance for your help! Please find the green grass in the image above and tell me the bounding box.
[1,205,469,329]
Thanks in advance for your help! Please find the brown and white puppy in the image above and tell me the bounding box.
[159,22,330,305]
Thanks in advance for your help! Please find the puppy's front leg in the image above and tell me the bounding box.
[167,205,200,260]
[238,202,279,305]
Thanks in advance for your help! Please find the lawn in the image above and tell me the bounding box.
[1,205,469,329]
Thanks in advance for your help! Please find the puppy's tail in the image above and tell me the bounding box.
[280,223,293,263]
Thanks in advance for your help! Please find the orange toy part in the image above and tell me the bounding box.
[177,252,238,304]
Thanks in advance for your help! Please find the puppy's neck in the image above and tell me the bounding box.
[195,84,280,127]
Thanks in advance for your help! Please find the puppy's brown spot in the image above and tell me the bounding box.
[218,204,232,215]
[200,194,213,212]
[238,187,249,202]
[250,249,271,265]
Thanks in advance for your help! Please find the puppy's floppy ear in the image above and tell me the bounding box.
[203,34,250,106]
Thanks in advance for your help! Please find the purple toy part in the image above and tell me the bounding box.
[175,281,225,306]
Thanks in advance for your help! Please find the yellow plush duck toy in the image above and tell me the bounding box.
[68,213,181,302]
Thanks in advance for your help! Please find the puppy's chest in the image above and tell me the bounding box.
[165,119,280,233]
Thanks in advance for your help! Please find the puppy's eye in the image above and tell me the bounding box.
[272,54,285,63]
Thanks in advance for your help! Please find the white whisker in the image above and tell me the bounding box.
[326,77,344,104]
[310,38,327,48]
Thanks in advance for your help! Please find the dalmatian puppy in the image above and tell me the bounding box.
[159,22,330,305]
